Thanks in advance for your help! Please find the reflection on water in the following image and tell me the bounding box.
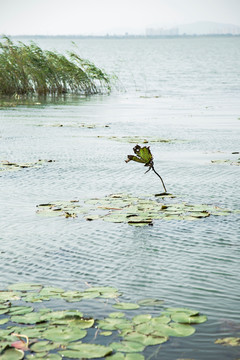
[0,37,240,359]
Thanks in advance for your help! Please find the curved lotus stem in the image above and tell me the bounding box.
[151,164,167,193]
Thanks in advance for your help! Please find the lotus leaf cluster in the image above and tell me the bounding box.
[36,193,237,225]
[0,160,55,172]
[0,284,207,360]
[211,159,240,166]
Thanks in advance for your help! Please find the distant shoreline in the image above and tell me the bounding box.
[3,34,240,40]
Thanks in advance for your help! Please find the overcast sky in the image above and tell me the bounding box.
[1,0,240,35]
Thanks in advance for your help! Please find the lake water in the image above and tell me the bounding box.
[0,36,240,359]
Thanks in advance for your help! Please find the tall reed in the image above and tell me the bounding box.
[0,36,111,96]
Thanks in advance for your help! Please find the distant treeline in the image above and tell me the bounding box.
[7,34,240,40]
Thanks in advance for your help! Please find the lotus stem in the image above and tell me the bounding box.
[151,164,167,193]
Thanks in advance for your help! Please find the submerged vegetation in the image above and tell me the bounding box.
[0,36,111,96]
[0,283,208,359]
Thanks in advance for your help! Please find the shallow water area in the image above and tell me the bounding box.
[0,36,240,359]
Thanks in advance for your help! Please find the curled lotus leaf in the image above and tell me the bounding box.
[125,145,153,165]
[59,343,113,358]
[215,337,240,346]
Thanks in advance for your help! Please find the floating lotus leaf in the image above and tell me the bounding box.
[0,291,21,303]
[215,337,240,346]
[100,331,113,336]
[211,159,240,166]
[113,303,140,310]
[171,312,207,324]
[8,283,42,292]
[0,319,8,325]
[42,326,87,342]
[105,353,125,360]
[98,136,179,144]
[0,348,24,360]
[132,314,152,325]
[84,286,119,298]
[11,312,44,325]
[165,308,199,316]
[98,318,131,331]
[111,341,145,353]
[59,343,113,358]
[40,310,83,322]
[10,326,45,339]
[39,287,64,297]
[125,354,145,360]
[0,309,9,315]
[109,312,126,318]
[22,294,49,303]
[123,331,168,346]
[30,340,60,352]
[138,298,164,307]
[8,306,34,316]
[0,160,54,172]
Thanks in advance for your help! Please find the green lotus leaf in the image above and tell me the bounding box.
[25,352,48,359]
[215,337,240,346]
[0,318,8,325]
[84,286,119,297]
[152,323,196,337]
[22,294,49,302]
[113,303,140,310]
[111,341,145,353]
[42,326,87,342]
[64,318,94,329]
[8,306,34,316]
[11,312,43,324]
[125,354,145,360]
[165,308,199,316]
[59,344,112,358]
[11,326,46,339]
[0,348,24,360]
[0,342,11,353]
[171,312,207,324]
[8,283,42,292]
[0,292,21,303]
[109,312,125,318]
[0,309,9,315]
[40,309,83,322]
[39,287,64,297]
[132,314,152,325]
[105,353,125,360]
[138,298,164,307]
[30,341,60,352]
[100,331,113,336]
[123,331,168,346]
[98,318,131,331]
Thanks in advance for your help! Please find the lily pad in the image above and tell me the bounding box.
[171,313,207,324]
[30,341,60,352]
[59,343,113,358]
[0,348,24,360]
[111,341,145,353]
[42,326,87,342]
[138,298,164,307]
[113,303,140,310]
[8,283,42,292]
[215,337,240,346]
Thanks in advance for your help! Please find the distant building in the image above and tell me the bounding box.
[146,27,179,36]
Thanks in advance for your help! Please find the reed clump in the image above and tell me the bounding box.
[0,36,111,96]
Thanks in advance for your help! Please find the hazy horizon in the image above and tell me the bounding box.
[1,0,240,36]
